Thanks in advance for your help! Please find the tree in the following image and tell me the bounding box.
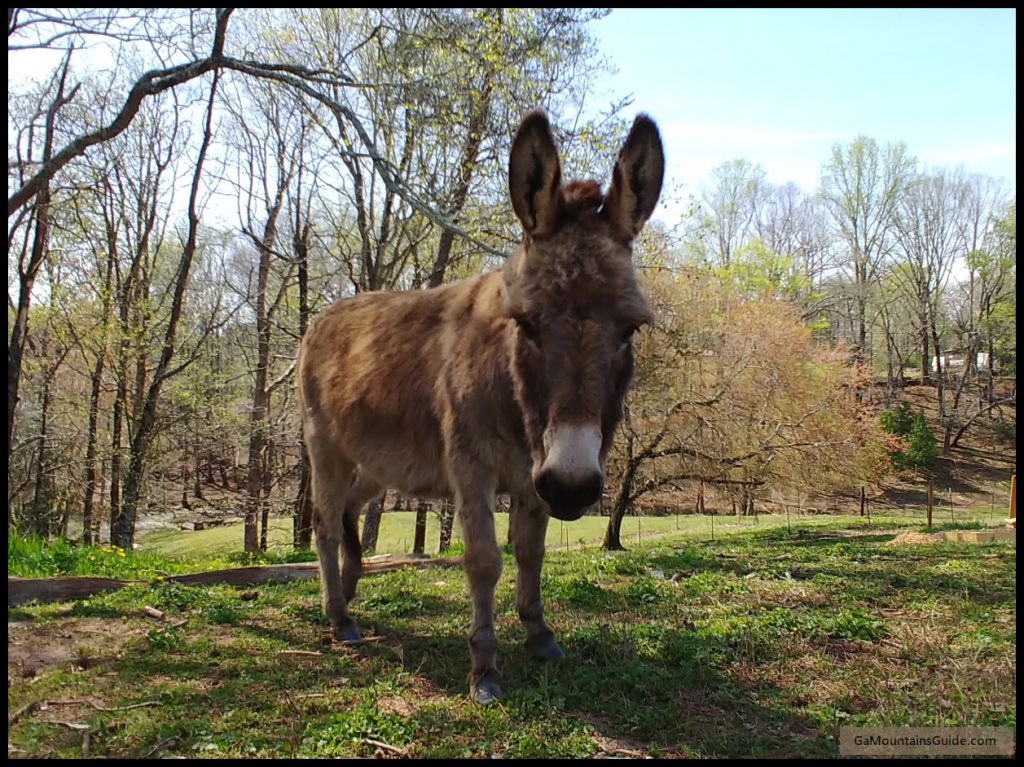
[8,50,77,461]
[112,73,220,550]
[602,265,890,549]
[691,159,769,267]
[819,136,915,367]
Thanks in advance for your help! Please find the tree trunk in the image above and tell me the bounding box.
[294,438,313,550]
[413,498,429,554]
[30,345,56,537]
[361,496,385,554]
[438,498,455,553]
[603,462,638,550]
[243,215,278,552]
[259,438,274,551]
[930,322,947,454]
[243,384,268,552]
[108,343,128,543]
[944,337,976,451]
[920,329,929,385]
[192,436,204,500]
[8,191,49,469]
[181,471,191,510]
[7,53,71,461]
[292,172,314,550]
[986,337,995,405]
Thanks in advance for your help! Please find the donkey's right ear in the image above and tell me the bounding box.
[509,110,563,238]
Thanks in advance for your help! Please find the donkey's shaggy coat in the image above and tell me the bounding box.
[298,110,664,703]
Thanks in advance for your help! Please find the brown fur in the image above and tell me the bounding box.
[297,110,664,702]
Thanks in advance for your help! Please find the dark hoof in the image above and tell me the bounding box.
[470,671,503,705]
[333,621,363,643]
[526,635,564,663]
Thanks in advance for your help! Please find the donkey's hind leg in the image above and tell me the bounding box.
[308,435,361,642]
[339,470,384,603]
[509,491,564,663]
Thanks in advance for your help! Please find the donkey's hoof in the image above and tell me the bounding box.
[527,635,565,663]
[333,621,363,643]
[470,671,503,705]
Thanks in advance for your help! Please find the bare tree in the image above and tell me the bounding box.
[819,136,915,368]
[112,72,221,549]
[891,170,968,448]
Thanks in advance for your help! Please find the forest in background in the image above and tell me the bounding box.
[8,9,1016,553]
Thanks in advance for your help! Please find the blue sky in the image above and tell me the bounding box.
[590,8,1016,210]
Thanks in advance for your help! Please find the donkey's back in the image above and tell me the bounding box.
[298,270,515,500]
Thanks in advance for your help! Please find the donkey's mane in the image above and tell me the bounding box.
[561,179,603,216]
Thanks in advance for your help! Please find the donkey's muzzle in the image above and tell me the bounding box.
[536,470,603,521]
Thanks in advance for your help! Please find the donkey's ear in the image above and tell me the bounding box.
[509,110,563,238]
[602,114,665,244]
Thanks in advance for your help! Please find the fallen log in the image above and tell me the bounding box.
[8,577,135,606]
[8,555,463,607]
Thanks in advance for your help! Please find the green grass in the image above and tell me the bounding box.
[8,535,189,579]
[132,509,1002,561]
[8,521,1016,758]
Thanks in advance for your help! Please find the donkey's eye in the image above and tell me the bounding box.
[516,317,541,347]
[618,326,637,350]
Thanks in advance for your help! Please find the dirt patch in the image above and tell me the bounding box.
[376,694,417,717]
[886,531,944,546]
[7,618,146,679]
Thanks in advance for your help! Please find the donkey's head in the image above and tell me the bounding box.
[502,111,664,521]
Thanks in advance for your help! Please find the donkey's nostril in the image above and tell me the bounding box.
[535,470,603,515]
[577,472,603,507]
[535,470,560,506]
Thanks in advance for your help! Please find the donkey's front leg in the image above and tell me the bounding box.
[509,492,563,663]
[457,484,503,704]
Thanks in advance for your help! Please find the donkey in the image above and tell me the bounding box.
[297,109,664,704]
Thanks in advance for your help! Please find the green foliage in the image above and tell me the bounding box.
[902,410,938,469]
[716,238,813,301]
[8,534,183,579]
[551,576,608,609]
[624,576,667,606]
[301,701,413,757]
[879,401,915,437]
[146,626,186,652]
[880,406,937,470]
[823,608,888,642]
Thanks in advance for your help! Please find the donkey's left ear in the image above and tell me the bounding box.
[602,115,665,244]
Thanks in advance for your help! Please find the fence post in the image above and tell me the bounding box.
[927,482,933,530]
[1009,475,1016,525]
[860,487,866,517]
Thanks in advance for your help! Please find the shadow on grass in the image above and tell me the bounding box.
[641,528,1016,606]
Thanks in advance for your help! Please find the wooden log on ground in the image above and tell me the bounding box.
[8,577,135,606]
[8,555,463,607]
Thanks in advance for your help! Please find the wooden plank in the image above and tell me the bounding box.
[8,555,463,607]
[8,576,134,606]
[941,530,1016,544]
